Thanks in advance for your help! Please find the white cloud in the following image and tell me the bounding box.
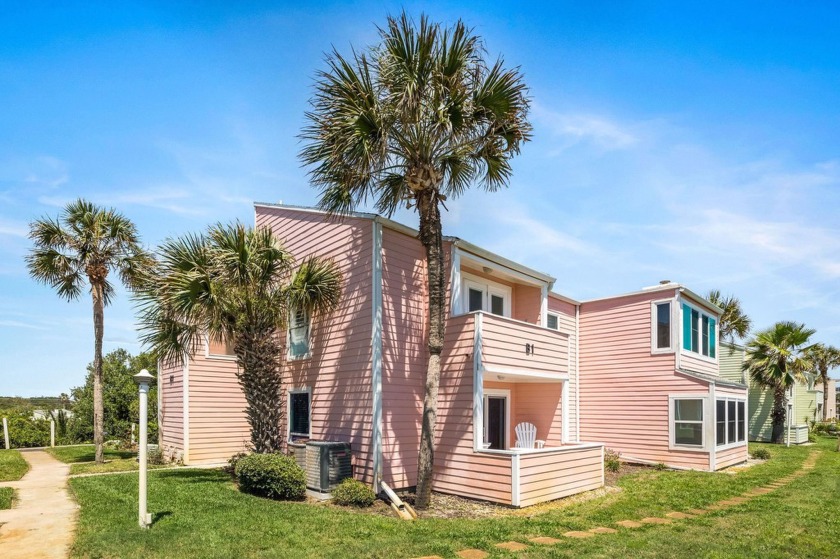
[532,104,639,152]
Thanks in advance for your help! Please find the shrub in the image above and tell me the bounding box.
[654,462,667,471]
[148,447,166,465]
[235,453,306,501]
[5,414,50,448]
[331,478,376,507]
[225,452,248,477]
[604,448,621,473]
[751,448,771,460]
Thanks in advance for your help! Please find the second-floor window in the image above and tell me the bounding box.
[546,312,560,330]
[682,303,716,358]
[652,301,672,351]
[462,275,511,317]
[288,307,311,359]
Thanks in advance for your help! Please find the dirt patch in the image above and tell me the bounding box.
[605,463,650,486]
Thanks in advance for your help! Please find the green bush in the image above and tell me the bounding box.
[225,452,248,477]
[5,413,50,448]
[235,453,306,501]
[331,478,376,507]
[654,462,667,471]
[604,448,621,473]
[751,448,771,460]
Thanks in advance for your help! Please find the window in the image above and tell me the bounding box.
[461,275,511,317]
[289,389,311,440]
[288,307,311,359]
[652,302,672,350]
[546,313,559,330]
[716,397,746,446]
[682,303,716,358]
[673,398,704,447]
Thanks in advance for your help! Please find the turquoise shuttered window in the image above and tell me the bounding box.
[682,303,717,358]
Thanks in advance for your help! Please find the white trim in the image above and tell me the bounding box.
[575,304,580,443]
[650,298,676,355]
[561,379,569,444]
[460,271,512,318]
[601,445,605,487]
[287,387,313,440]
[476,441,605,455]
[483,388,511,450]
[473,313,484,451]
[708,384,716,471]
[457,245,553,286]
[450,247,463,316]
[371,221,383,492]
[510,454,521,507]
[182,352,190,464]
[157,358,163,446]
[482,365,568,382]
[668,394,708,452]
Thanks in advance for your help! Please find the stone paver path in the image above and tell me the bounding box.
[0,450,78,559]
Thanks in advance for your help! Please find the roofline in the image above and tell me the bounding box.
[579,283,680,305]
[676,368,748,390]
[255,202,556,285]
[679,287,723,315]
[548,291,581,306]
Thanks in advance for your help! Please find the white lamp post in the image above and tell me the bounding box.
[133,368,154,528]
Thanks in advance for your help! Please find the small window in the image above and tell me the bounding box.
[716,400,726,446]
[674,398,704,446]
[289,390,311,440]
[546,313,559,330]
[737,400,746,442]
[490,294,504,316]
[468,288,483,312]
[655,302,671,349]
[288,308,311,359]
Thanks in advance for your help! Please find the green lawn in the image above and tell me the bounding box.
[47,445,136,464]
[0,487,13,509]
[0,449,29,481]
[69,438,840,559]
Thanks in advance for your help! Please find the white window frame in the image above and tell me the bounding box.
[287,307,312,361]
[287,387,312,441]
[651,299,675,354]
[715,396,747,449]
[546,312,561,331]
[483,388,511,450]
[461,272,512,318]
[680,301,718,363]
[668,394,709,451]
[204,334,237,361]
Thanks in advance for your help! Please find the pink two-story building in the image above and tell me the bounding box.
[158,204,747,507]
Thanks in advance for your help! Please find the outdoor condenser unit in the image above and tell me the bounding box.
[305,441,352,493]
[288,442,307,470]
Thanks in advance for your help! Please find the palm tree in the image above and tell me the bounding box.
[300,12,531,508]
[805,343,840,421]
[744,322,815,443]
[706,290,752,345]
[27,198,150,463]
[135,223,342,453]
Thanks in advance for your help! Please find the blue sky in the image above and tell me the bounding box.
[2,2,839,396]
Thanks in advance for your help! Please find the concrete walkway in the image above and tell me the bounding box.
[0,449,78,559]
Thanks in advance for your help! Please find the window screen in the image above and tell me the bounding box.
[289,391,310,437]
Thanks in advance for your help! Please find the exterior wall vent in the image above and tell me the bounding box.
[305,441,352,493]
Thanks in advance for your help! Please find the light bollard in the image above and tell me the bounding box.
[133,369,155,528]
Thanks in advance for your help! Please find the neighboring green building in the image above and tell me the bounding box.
[719,342,821,444]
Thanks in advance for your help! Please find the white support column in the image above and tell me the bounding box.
[371,221,384,492]
[450,248,462,316]
[561,379,569,444]
[50,419,55,447]
[473,313,484,451]
[3,416,10,449]
[540,284,548,327]
[511,453,521,507]
[708,383,716,471]
[134,369,154,528]
[182,353,190,464]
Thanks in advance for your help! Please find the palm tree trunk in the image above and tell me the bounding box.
[770,385,787,444]
[235,329,283,453]
[415,190,445,509]
[91,283,105,464]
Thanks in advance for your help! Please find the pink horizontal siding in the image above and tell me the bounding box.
[513,383,563,447]
[381,225,428,489]
[186,353,249,464]
[681,352,718,376]
[259,207,376,483]
[518,446,603,507]
[481,313,569,376]
[579,289,713,470]
[159,358,184,460]
[715,445,748,469]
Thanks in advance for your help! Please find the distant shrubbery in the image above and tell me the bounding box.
[235,453,306,501]
[331,478,376,507]
[2,411,51,447]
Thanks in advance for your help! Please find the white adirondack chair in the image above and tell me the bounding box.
[514,422,537,449]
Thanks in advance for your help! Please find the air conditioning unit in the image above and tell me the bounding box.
[305,441,352,493]
[288,442,307,470]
